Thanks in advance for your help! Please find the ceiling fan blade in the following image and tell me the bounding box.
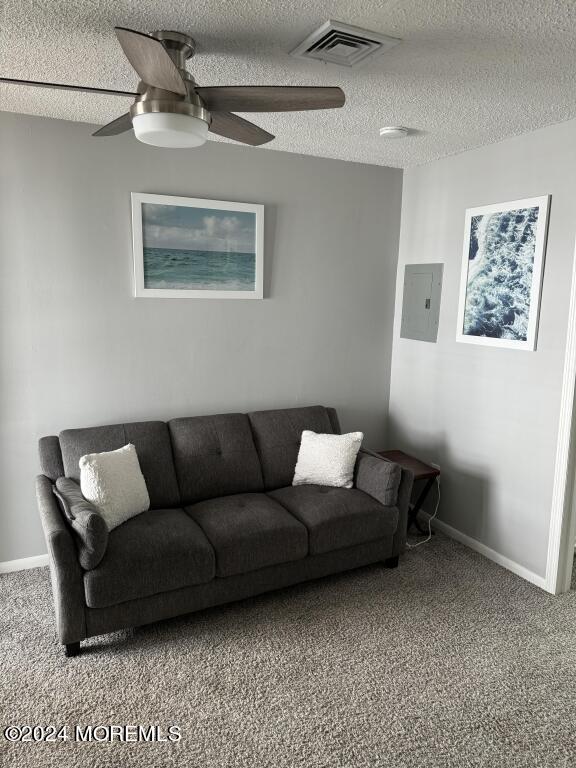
[92,112,133,137]
[0,76,137,98]
[115,27,187,96]
[196,86,345,113]
[209,112,274,146]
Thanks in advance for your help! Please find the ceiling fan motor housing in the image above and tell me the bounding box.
[151,30,196,67]
[130,85,210,122]
[130,31,211,147]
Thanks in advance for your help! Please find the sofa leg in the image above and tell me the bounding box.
[384,555,399,569]
[64,642,80,658]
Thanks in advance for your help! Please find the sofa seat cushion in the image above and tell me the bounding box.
[269,485,398,555]
[84,509,215,609]
[186,494,308,578]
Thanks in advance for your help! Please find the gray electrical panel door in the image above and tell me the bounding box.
[400,263,443,342]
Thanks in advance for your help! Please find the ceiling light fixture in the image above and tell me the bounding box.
[379,126,409,139]
[132,111,209,148]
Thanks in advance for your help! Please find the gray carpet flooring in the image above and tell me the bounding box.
[2,533,576,767]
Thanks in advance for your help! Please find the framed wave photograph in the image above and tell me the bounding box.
[456,195,550,350]
[131,193,264,299]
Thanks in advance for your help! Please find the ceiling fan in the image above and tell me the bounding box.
[0,27,345,149]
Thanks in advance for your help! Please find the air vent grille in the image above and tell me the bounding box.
[291,20,401,68]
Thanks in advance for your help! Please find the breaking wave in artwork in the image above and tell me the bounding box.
[463,206,539,340]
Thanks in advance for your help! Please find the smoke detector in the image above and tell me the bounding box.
[379,126,409,139]
[291,20,401,68]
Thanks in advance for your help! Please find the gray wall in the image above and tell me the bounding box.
[389,118,576,578]
[0,111,402,563]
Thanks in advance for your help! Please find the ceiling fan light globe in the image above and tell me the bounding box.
[132,112,209,148]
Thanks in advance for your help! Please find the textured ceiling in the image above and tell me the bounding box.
[2,1,576,168]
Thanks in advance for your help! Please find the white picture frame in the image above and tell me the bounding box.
[131,192,264,299]
[456,195,550,350]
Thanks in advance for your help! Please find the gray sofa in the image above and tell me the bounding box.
[36,405,413,657]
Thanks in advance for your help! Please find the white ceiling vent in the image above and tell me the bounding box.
[290,20,401,68]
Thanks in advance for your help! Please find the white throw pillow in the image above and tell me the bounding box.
[79,444,150,531]
[293,430,364,489]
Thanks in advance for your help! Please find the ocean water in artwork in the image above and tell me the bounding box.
[463,206,540,340]
[143,248,255,290]
[141,203,256,291]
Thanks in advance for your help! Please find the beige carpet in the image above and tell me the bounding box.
[2,533,576,767]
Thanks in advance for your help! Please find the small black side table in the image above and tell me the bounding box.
[376,450,440,535]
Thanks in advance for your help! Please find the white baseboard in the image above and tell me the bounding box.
[428,516,548,591]
[0,554,49,574]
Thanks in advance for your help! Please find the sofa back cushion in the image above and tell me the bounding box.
[59,421,180,509]
[169,413,264,504]
[248,406,337,490]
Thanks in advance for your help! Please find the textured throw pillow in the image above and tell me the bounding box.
[53,478,108,570]
[293,430,363,489]
[79,443,150,531]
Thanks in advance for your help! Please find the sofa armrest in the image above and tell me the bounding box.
[355,450,414,555]
[36,475,86,644]
[355,451,401,506]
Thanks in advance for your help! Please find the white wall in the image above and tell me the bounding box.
[0,111,402,563]
[389,118,576,580]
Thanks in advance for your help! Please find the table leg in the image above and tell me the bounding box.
[407,477,436,535]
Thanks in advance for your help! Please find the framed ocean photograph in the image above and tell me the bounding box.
[131,193,264,299]
[456,195,550,350]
